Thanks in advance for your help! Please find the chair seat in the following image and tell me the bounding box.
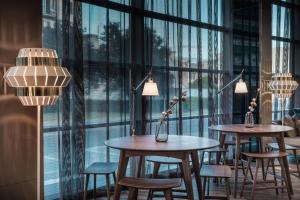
[119,177,181,190]
[267,142,299,150]
[284,137,300,148]
[224,139,250,146]
[203,146,228,153]
[200,165,232,178]
[83,162,118,174]
[242,152,288,158]
[147,156,182,164]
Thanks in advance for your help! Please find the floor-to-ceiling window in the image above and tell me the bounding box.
[42,0,229,198]
[271,0,298,120]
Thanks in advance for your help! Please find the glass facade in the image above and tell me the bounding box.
[271,1,297,120]
[42,0,229,198]
[41,0,299,198]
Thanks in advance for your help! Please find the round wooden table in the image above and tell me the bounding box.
[105,135,219,200]
[209,124,294,198]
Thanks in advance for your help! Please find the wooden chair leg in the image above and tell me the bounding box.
[164,189,173,200]
[94,174,97,199]
[264,158,271,180]
[251,159,260,200]
[240,157,251,198]
[106,174,111,200]
[225,178,231,200]
[293,149,300,179]
[147,190,153,200]
[271,159,279,195]
[84,174,90,200]
[147,162,160,200]
[128,187,136,200]
[279,158,292,200]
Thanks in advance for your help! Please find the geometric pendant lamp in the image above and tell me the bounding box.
[268,73,298,99]
[3,48,71,106]
[3,48,71,200]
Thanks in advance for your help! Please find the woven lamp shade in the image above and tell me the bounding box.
[268,73,298,99]
[3,48,71,106]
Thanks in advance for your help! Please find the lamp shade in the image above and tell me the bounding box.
[268,73,298,99]
[142,79,159,96]
[234,79,248,93]
[3,48,71,106]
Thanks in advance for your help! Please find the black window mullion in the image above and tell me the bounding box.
[106,7,110,163]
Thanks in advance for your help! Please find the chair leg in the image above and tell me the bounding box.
[264,158,271,180]
[94,174,97,199]
[279,158,292,200]
[240,157,251,198]
[113,172,117,184]
[293,149,300,179]
[84,174,90,200]
[225,178,230,200]
[147,162,160,200]
[164,189,173,200]
[128,187,136,200]
[202,177,207,200]
[207,178,210,196]
[105,174,110,200]
[251,159,260,200]
[271,159,279,195]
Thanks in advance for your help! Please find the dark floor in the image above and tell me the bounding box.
[96,165,300,200]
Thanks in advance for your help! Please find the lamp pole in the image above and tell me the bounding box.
[130,72,151,136]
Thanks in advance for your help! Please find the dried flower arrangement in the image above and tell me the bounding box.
[245,88,260,128]
[248,88,260,112]
[155,91,187,142]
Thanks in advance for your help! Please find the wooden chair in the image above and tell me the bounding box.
[266,142,300,178]
[146,156,186,199]
[82,162,118,200]
[200,165,232,200]
[200,147,228,195]
[240,152,291,200]
[223,139,252,177]
[118,177,181,200]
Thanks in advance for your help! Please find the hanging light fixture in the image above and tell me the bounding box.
[3,48,71,106]
[268,73,298,99]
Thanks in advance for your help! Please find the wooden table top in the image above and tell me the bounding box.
[104,135,219,152]
[209,124,293,134]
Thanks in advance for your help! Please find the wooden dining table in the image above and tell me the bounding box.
[104,135,219,200]
[209,124,294,198]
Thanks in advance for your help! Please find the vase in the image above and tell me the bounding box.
[155,121,168,142]
[245,111,254,128]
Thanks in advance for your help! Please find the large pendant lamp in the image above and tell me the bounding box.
[3,48,71,200]
[268,73,298,125]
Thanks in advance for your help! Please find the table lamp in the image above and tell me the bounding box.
[216,69,248,95]
[130,69,159,136]
[3,48,71,200]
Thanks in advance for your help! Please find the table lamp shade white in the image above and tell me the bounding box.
[3,48,71,200]
[235,79,248,93]
[142,78,159,96]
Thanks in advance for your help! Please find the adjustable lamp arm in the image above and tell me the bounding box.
[133,72,151,91]
[216,69,244,95]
